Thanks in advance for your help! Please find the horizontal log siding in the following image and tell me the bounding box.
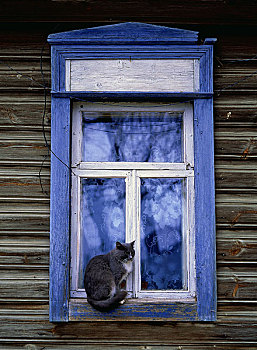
[0,20,257,348]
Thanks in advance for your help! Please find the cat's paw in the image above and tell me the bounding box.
[119,299,126,305]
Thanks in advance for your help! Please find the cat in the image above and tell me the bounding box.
[84,241,135,311]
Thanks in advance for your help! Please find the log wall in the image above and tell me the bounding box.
[0,1,257,347]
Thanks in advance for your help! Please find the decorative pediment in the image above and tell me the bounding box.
[48,22,198,45]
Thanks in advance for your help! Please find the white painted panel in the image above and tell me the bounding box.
[67,59,199,92]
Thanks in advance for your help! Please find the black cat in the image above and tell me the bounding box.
[84,241,135,311]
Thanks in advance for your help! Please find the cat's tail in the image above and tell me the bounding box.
[87,290,127,312]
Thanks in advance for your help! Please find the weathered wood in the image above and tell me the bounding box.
[0,201,49,213]
[215,166,257,189]
[0,103,51,126]
[0,70,50,90]
[0,242,49,265]
[1,232,257,267]
[215,107,257,122]
[1,1,257,25]
[0,341,256,350]
[217,238,257,262]
[215,67,257,90]
[215,192,257,227]
[49,97,71,322]
[0,14,257,349]
[0,128,50,161]
[0,214,49,231]
[0,176,50,197]
[193,98,216,320]
[215,135,257,158]
[68,59,198,92]
[1,232,256,267]
[218,266,257,300]
[0,319,257,343]
[69,299,198,322]
[0,280,48,299]
[1,302,257,321]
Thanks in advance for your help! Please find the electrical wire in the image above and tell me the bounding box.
[39,43,76,197]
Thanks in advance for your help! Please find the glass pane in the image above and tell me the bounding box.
[79,178,126,289]
[82,111,183,162]
[141,178,184,290]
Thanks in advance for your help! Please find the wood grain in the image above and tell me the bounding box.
[69,59,198,92]
[1,1,257,25]
[0,17,257,348]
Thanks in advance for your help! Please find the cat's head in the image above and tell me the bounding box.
[116,241,135,261]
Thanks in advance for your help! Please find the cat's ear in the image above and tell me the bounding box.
[116,241,126,250]
[131,240,135,247]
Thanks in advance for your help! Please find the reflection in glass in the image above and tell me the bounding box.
[79,178,126,289]
[82,112,183,162]
[141,178,184,290]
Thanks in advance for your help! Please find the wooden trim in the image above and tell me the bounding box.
[69,299,198,321]
[65,60,71,92]
[70,173,80,294]
[194,98,217,321]
[51,91,213,100]
[49,97,71,322]
[48,23,199,45]
[67,58,198,93]
[78,162,188,170]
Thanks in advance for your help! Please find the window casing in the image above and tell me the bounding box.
[48,22,216,322]
[71,102,195,301]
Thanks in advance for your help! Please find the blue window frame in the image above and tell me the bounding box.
[48,23,216,322]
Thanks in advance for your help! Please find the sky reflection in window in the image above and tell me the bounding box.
[82,112,183,162]
[141,178,183,290]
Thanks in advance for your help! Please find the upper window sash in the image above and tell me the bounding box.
[71,102,194,169]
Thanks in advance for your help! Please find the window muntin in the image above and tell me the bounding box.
[71,102,195,301]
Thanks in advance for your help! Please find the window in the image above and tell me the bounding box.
[48,22,216,322]
[71,102,195,301]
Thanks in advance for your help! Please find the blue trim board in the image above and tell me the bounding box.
[54,46,213,93]
[51,92,213,100]
[48,22,199,45]
[48,22,216,322]
[49,97,71,322]
[69,301,198,321]
[194,98,217,321]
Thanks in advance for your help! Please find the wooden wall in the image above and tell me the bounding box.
[0,1,257,348]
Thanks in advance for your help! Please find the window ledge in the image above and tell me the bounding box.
[69,298,198,321]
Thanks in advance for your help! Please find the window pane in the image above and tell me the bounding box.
[79,178,126,289]
[82,112,183,162]
[141,178,184,290]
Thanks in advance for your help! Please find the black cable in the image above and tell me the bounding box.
[215,68,257,96]
[39,41,76,194]
[39,42,50,195]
